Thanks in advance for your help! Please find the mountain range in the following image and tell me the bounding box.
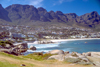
[0,4,100,31]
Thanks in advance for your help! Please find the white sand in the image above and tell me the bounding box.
[50,38,100,43]
[28,38,100,45]
[13,38,100,45]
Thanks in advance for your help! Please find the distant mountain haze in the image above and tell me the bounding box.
[0,4,100,31]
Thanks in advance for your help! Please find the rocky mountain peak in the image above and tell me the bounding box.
[49,10,55,13]
[0,4,100,30]
[38,7,47,11]
[91,11,98,15]
[38,7,47,16]
[65,13,78,19]
[0,4,2,7]
[55,11,63,15]
[90,11,99,18]
[0,4,3,10]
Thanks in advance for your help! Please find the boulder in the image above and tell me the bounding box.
[10,47,21,55]
[64,52,91,64]
[15,43,28,53]
[85,52,91,56]
[82,53,85,56]
[64,51,69,55]
[65,57,91,64]
[21,64,26,66]
[90,52,100,58]
[48,50,64,55]
[65,57,91,65]
[48,54,64,61]
[17,43,28,49]
[29,46,36,50]
[5,44,12,49]
[86,52,100,66]
[71,52,79,57]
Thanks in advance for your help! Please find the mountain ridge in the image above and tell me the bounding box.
[0,4,100,31]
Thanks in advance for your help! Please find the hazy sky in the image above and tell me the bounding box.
[0,0,100,16]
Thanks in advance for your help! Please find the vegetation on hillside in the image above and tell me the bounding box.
[0,41,13,47]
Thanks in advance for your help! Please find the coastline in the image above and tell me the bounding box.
[23,38,100,54]
[50,38,100,43]
[13,38,100,45]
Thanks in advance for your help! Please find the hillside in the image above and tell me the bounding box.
[0,4,100,31]
[0,52,93,67]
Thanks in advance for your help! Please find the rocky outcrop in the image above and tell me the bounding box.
[83,52,91,56]
[48,54,64,61]
[16,43,28,50]
[84,52,100,66]
[64,52,91,64]
[0,43,28,55]
[47,50,64,55]
[29,46,36,50]
[5,44,13,49]
[64,51,69,55]
[48,50,93,65]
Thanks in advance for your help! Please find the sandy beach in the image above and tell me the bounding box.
[50,38,100,43]
[31,38,100,44]
[27,38,100,45]
[13,38,100,45]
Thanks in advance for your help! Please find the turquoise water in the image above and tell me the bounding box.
[59,39,100,53]
[26,39,100,54]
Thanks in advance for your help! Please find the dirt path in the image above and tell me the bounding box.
[0,55,92,67]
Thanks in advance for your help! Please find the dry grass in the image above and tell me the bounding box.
[0,52,93,67]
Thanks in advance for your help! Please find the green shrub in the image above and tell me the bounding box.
[32,52,43,56]
[0,52,24,60]
[23,53,53,61]
[42,53,52,60]
[0,41,13,47]
[5,41,13,46]
[0,41,6,47]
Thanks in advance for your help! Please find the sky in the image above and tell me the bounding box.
[0,0,100,16]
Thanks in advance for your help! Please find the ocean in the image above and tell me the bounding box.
[24,39,100,55]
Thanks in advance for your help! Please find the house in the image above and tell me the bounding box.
[71,36,76,38]
[27,35,34,38]
[11,33,26,39]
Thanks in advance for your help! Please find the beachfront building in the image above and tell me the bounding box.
[71,35,87,39]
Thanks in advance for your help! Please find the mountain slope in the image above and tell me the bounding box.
[0,4,11,22]
[0,4,100,30]
[76,11,100,28]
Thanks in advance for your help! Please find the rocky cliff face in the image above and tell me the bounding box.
[0,4,100,30]
[5,4,40,21]
[76,11,100,28]
[0,4,11,22]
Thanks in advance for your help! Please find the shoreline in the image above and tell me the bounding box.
[13,38,100,45]
[50,38,100,43]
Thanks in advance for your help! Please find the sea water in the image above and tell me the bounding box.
[24,39,100,55]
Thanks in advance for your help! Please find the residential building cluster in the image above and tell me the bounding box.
[0,23,100,42]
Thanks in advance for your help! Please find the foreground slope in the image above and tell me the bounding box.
[0,52,93,67]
